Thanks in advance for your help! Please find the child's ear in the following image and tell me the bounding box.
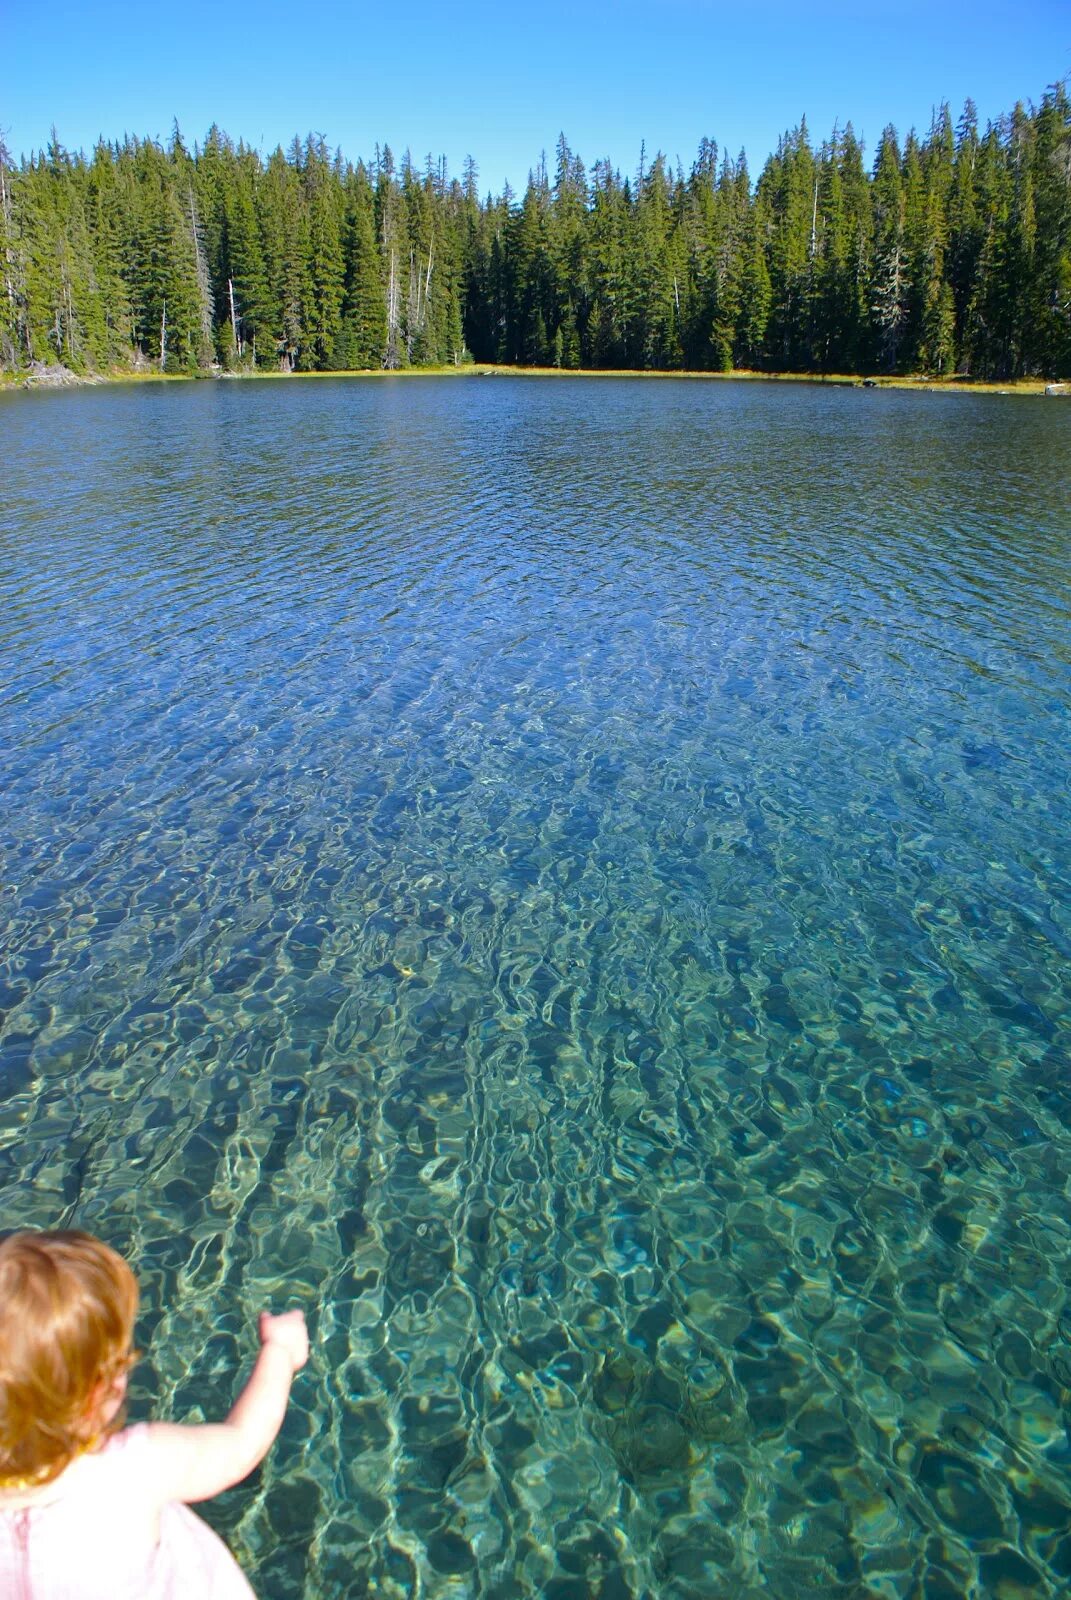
[82,1370,128,1435]
[97,1372,129,1427]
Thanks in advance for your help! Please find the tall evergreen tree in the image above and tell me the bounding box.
[222,153,272,363]
[761,121,819,368]
[2,89,1068,382]
[334,166,386,367]
[0,134,26,366]
[1027,83,1071,375]
[870,125,909,370]
[302,136,344,368]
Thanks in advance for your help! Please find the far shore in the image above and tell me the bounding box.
[1,361,1060,397]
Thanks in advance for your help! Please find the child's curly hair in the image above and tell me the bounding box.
[0,1230,138,1488]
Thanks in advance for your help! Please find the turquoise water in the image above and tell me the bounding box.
[1,377,1070,1598]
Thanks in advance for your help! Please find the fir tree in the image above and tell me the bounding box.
[302,136,344,368]
[870,126,909,370]
[334,167,386,367]
[1,88,1068,382]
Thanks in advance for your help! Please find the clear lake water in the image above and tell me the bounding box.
[0,375,1070,1599]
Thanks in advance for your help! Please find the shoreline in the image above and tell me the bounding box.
[1,362,1057,397]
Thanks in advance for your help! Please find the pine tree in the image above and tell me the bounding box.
[19,135,111,370]
[828,125,871,371]
[900,131,929,369]
[223,153,271,364]
[549,134,588,367]
[679,137,719,367]
[912,108,956,373]
[376,145,409,369]
[760,121,819,367]
[84,141,134,366]
[509,162,554,364]
[302,136,344,368]
[587,161,630,367]
[632,153,682,367]
[870,126,908,370]
[969,121,1015,378]
[1,91,1068,381]
[403,158,440,363]
[1027,83,1071,376]
[0,135,27,366]
[334,166,386,367]
[948,99,982,371]
[735,196,772,366]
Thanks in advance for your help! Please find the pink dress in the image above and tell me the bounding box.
[0,1425,256,1599]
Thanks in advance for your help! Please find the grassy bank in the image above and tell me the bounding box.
[3,362,1057,395]
[466,367,1054,395]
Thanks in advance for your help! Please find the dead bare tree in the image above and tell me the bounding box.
[385,246,401,368]
[187,187,214,366]
[228,276,241,358]
[0,132,26,365]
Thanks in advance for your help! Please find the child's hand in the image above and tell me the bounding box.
[258,1309,309,1374]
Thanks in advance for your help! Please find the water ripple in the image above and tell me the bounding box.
[1,377,1070,1599]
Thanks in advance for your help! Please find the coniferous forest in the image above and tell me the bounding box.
[2,85,1069,381]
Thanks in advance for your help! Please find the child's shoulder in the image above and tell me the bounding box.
[108,1421,183,1463]
[98,1423,180,1504]
[102,1422,173,1477]
[95,1422,154,1478]
[106,1422,152,1454]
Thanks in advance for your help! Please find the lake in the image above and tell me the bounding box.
[1,375,1069,1599]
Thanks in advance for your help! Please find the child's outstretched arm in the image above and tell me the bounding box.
[144,1309,309,1504]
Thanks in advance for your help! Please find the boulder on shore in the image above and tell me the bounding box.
[21,361,103,388]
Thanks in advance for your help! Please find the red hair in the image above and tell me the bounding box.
[0,1231,138,1487]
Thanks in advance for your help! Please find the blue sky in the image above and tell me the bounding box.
[5,1,1068,190]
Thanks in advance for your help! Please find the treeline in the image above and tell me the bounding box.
[1,84,1069,381]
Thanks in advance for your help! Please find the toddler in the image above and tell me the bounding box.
[0,1228,308,1598]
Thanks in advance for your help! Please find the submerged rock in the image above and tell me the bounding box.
[614,1402,692,1478]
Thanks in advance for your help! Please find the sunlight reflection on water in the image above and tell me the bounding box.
[1,377,1070,1598]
